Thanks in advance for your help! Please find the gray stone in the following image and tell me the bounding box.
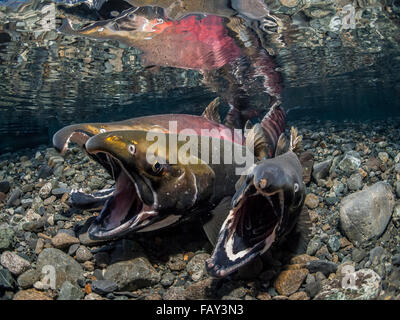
[68,243,80,256]
[163,286,186,300]
[392,254,400,266]
[0,227,14,252]
[338,151,361,174]
[0,181,10,194]
[39,182,52,199]
[17,269,40,289]
[75,246,93,262]
[306,260,337,277]
[104,257,160,291]
[339,182,394,243]
[91,280,118,295]
[22,219,45,233]
[0,251,31,275]
[393,203,400,228]
[306,239,321,256]
[36,248,84,289]
[6,188,22,207]
[347,173,363,191]
[315,269,381,300]
[186,253,210,282]
[327,236,340,253]
[0,266,16,290]
[352,248,367,263]
[312,159,332,181]
[58,281,84,300]
[38,165,53,179]
[160,272,175,287]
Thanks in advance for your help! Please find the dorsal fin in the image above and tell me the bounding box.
[202,97,221,123]
[275,133,289,157]
[246,123,268,160]
[260,104,286,157]
[289,126,303,155]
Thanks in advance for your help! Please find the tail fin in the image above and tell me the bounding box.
[260,104,286,158]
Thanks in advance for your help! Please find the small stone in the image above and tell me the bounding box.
[338,151,361,173]
[1,251,31,275]
[104,257,161,291]
[38,165,53,179]
[36,248,84,289]
[312,159,332,182]
[340,182,394,243]
[328,236,341,252]
[58,281,84,300]
[257,292,272,300]
[167,253,186,271]
[305,193,319,209]
[6,188,22,207]
[0,227,14,252]
[160,272,175,287]
[274,268,308,296]
[184,278,213,300]
[51,233,80,249]
[306,260,338,277]
[378,152,389,164]
[0,266,17,290]
[306,239,321,256]
[290,254,318,265]
[91,280,118,295]
[186,253,210,281]
[315,269,381,300]
[83,261,95,271]
[13,289,52,300]
[84,293,104,300]
[68,243,80,256]
[0,181,10,194]
[288,291,309,300]
[392,254,400,266]
[392,204,400,228]
[352,248,367,263]
[347,173,362,191]
[39,182,52,199]
[163,286,186,300]
[17,269,40,289]
[144,293,162,300]
[75,246,93,262]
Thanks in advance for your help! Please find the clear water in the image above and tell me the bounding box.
[0,0,400,153]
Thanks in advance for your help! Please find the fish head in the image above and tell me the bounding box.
[85,130,214,240]
[58,8,170,43]
[206,151,305,278]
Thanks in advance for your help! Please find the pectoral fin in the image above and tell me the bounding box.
[202,196,232,246]
[202,97,221,123]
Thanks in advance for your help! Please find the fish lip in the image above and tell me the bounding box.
[206,179,284,278]
[87,151,159,240]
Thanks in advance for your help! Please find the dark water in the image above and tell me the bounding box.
[1,0,400,154]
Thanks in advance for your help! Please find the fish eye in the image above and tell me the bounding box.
[152,161,163,174]
[294,183,299,193]
[128,144,136,155]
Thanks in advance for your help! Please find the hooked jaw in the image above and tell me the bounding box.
[206,172,285,278]
[85,134,161,240]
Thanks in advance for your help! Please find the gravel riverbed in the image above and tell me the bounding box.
[1,118,400,300]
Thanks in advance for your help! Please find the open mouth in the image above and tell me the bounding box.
[206,183,283,278]
[87,154,158,240]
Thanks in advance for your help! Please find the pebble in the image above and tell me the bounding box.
[0,266,17,290]
[186,253,210,281]
[58,281,84,300]
[0,251,31,275]
[91,280,118,295]
[0,181,11,194]
[51,233,80,249]
[13,289,52,300]
[0,227,15,251]
[274,268,308,296]
[340,182,394,243]
[306,260,338,277]
[305,193,319,209]
[36,248,84,289]
[163,286,186,300]
[75,246,93,262]
[104,257,161,291]
[17,269,40,289]
[184,278,213,300]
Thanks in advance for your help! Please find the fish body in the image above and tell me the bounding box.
[206,128,307,278]
[59,8,242,70]
[83,128,252,239]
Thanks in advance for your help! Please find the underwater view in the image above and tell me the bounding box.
[0,0,400,302]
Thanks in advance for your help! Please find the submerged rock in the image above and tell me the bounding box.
[36,248,84,289]
[315,269,381,300]
[339,182,394,243]
[58,281,84,300]
[0,251,31,275]
[104,257,160,291]
[338,151,361,174]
